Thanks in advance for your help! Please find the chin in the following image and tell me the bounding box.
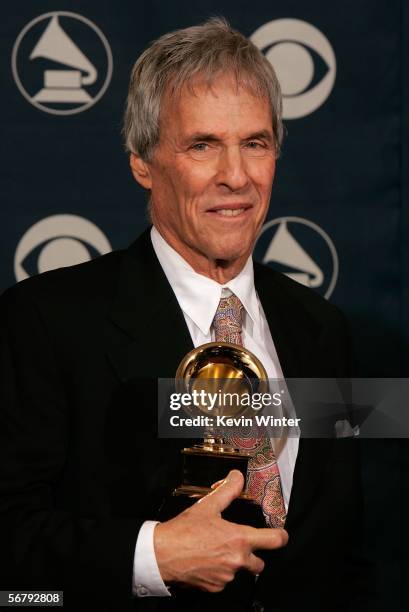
[208,241,250,263]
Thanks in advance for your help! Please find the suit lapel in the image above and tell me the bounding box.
[254,264,300,378]
[254,263,332,529]
[107,228,193,381]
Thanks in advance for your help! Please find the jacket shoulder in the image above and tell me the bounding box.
[254,261,347,327]
[1,249,125,309]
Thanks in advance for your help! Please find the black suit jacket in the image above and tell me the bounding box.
[0,228,370,612]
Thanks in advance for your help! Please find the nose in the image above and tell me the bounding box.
[215,146,250,192]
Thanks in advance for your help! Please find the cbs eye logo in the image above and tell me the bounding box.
[251,18,336,119]
[14,214,112,281]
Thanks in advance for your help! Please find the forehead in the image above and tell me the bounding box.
[159,73,272,137]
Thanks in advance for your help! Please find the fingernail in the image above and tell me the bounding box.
[210,479,224,489]
[227,469,242,481]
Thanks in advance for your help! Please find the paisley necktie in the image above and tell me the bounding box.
[212,293,286,528]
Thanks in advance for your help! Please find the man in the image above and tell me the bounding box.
[0,18,368,612]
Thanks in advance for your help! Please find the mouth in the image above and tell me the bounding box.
[206,203,253,218]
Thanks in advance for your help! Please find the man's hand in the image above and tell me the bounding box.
[154,470,289,593]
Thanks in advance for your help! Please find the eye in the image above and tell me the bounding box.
[191,142,209,151]
[251,18,336,119]
[14,214,111,281]
[243,140,268,157]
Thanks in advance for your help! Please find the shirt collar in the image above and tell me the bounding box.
[150,226,260,336]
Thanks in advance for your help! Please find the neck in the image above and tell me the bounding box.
[154,226,249,284]
[191,257,247,284]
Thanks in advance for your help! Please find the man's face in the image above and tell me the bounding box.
[134,74,276,272]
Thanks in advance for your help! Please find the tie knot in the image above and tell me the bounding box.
[213,294,244,345]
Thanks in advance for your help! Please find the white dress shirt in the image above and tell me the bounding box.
[132,226,299,598]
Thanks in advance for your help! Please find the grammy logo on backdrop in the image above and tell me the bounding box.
[30,16,97,104]
[255,216,339,299]
[12,11,113,115]
[262,220,324,288]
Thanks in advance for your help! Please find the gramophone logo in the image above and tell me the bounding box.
[254,217,338,299]
[12,11,113,115]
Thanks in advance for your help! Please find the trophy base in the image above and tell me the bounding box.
[158,484,265,527]
[158,443,265,526]
[181,444,251,489]
[174,483,256,501]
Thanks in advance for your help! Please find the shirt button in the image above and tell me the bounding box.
[136,585,150,597]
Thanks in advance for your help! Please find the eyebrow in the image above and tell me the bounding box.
[186,132,221,143]
[185,129,274,144]
[245,130,274,144]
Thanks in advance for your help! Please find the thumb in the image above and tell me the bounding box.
[198,470,244,514]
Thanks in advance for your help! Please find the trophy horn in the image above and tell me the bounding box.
[175,341,268,419]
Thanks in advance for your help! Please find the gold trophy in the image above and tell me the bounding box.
[158,342,268,526]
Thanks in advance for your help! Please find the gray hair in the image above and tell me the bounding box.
[123,17,283,161]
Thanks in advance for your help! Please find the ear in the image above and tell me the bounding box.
[130,153,152,190]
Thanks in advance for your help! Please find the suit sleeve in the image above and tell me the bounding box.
[0,284,142,609]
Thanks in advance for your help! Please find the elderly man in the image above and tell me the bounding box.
[0,18,367,612]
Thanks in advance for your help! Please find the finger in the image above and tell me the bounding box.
[210,479,225,489]
[242,552,265,575]
[197,470,244,513]
[248,527,289,551]
[204,582,226,593]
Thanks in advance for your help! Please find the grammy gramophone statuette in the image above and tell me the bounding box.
[158,342,268,526]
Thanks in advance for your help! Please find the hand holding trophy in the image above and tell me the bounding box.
[155,342,288,600]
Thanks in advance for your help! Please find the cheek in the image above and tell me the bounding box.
[254,162,275,197]
[153,168,204,226]
[176,159,214,194]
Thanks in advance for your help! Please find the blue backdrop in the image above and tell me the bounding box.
[1,1,408,609]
